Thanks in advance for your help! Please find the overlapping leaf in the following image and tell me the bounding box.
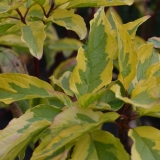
[50,71,74,97]
[21,21,46,59]
[0,73,72,107]
[137,104,160,118]
[112,13,137,90]
[69,7,116,98]
[148,37,160,49]
[112,76,160,108]
[72,130,130,160]
[0,105,61,160]
[47,8,87,40]
[129,126,160,160]
[123,16,150,39]
[0,0,27,13]
[137,43,159,81]
[59,0,134,9]
[32,107,119,159]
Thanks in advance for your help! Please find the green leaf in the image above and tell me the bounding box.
[0,73,73,107]
[137,44,159,81]
[63,0,134,9]
[137,104,160,118]
[112,13,137,90]
[50,38,83,57]
[72,130,130,160]
[32,108,119,159]
[123,15,150,39]
[129,126,160,160]
[0,34,27,48]
[0,23,15,35]
[0,104,61,160]
[70,7,116,98]
[21,21,46,59]
[33,0,49,6]
[47,8,87,40]
[148,37,160,49]
[112,76,160,109]
[50,71,74,97]
[53,57,76,79]
[0,0,27,13]
[78,91,105,108]
[146,62,160,78]
[106,7,123,30]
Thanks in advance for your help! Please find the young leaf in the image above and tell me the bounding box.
[65,0,134,9]
[137,43,159,81]
[70,7,116,97]
[0,73,73,107]
[72,130,130,160]
[21,21,46,59]
[0,105,61,160]
[123,15,150,39]
[50,71,74,97]
[32,108,119,159]
[113,13,137,90]
[47,9,87,40]
[129,126,160,160]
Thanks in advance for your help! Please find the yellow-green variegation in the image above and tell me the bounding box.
[69,7,116,98]
[0,105,61,160]
[0,73,72,107]
[129,126,160,160]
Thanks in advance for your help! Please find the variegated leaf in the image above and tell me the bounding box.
[106,7,123,30]
[50,38,83,57]
[123,16,150,39]
[32,108,119,159]
[129,126,160,160]
[146,62,160,78]
[64,0,134,9]
[133,36,146,50]
[148,37,160,49]
[0,34,27,48]
[50,71,74,97]
[137,104,160,118]
[137,43,159,81]
[112,13,137,90]
[21,21,46,59]
[33,0,49,6]
[0,23,15,36]
[0,73,73,107]
[0,105,61,160]
[0,47,28,74]
[72,130,130,160]
[70,7,116,98]
[78,91,105,108]
[0,0,27,13]
[47,9,87,40]
[112,76,160,108]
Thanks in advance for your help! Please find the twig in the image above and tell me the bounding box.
[10,102,23,118]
